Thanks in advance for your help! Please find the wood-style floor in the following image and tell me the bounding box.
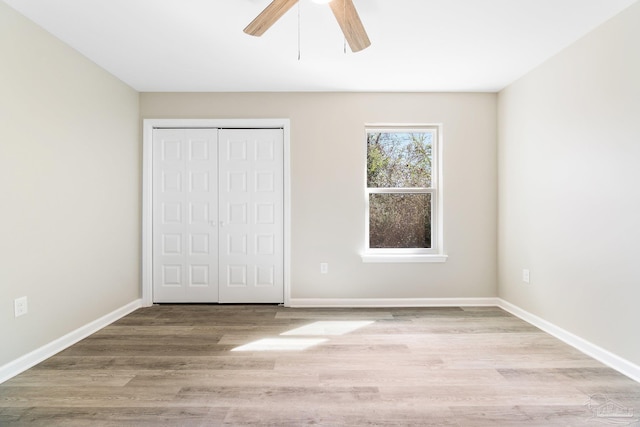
[1,305,639,426]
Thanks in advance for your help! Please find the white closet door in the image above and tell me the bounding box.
[153,129,218,302]
[218,129,284,303]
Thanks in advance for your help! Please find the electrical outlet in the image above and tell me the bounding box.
[320,263,329,274]
[522,269,530,284]
[14,296,28,317]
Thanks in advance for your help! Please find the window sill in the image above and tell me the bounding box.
[361,253,448,263]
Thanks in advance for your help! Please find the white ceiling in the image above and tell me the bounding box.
[3,0,636,92]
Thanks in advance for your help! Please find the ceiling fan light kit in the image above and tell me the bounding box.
[244,0,371,52]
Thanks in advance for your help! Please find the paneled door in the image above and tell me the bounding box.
[152,128,284,303]
[153,128,219,303]
[218,129,284,303]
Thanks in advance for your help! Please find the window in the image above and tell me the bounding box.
[363,126,446,263]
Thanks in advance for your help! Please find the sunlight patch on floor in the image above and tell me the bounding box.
[231,338,328,352]
[280,321,375,336]
[231,320,375,352]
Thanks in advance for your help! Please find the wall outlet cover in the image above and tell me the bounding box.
[320,263,329,274]
[14,296,28,317]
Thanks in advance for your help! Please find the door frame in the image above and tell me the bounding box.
[141,119,291,307]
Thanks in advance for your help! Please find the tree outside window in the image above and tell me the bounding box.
[366,128,439,253]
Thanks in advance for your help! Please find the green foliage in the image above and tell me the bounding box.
[367,132,432,188]
[367,132,433,249]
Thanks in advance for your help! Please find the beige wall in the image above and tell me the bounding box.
[0,3,140,366]
[142,92,498,299]
[498,3,640,364]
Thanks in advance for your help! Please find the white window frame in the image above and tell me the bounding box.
[362,124,447,263]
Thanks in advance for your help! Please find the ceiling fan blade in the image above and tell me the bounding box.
[244,0,300,37]
[328,0,371,52]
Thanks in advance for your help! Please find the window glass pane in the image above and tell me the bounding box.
[369,193,432,249]
[367,132,433,188]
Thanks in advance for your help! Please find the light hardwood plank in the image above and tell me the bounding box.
[1,305,639,426]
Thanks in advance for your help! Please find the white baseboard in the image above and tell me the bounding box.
[0,299,142,384]
[288,297,500,308]
[497,298,640,383]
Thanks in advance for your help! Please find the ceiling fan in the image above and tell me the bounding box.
[244,0,371,52]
